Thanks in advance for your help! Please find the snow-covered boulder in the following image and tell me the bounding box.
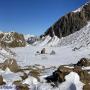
[59,72,83,90]
[3,58,20,72]
[22,76,38,85]
[45,63,90,87]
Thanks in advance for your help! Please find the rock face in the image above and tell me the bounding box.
[42,2,90,38]
[0,32,26,48]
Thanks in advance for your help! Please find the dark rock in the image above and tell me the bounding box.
[41,48,46,54]
[76,58,90,67]
[0,75,5,85]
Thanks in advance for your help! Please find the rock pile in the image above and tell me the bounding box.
[45,58,90,89]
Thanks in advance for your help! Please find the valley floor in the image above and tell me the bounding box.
[12,45,90,68]
[0,44,90,90]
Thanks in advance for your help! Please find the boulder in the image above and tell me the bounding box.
[50,50,56,55]
[3,58,20,72]
[41,48,46,54]
[0,75,5,85]
[83,84,90,90]
[45,57,90,88]
[45,66,72,85]
[45,64,90,86]
[76,58,90,67]
[15,84,29,90]
[73,66,82,73]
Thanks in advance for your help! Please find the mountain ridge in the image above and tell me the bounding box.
[41,2,90,39]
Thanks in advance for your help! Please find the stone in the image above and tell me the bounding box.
[3,58,20,72]
[76,58,90,67]
[50,50,56,55]
[15,84,29,90]
[0,75,5,85]
[83,84,90,90]
[41,48,46,54]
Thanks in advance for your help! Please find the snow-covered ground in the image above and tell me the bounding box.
[0,47,14,63]
[11,44,90,68]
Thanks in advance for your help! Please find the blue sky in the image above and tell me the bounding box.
[0,0,87,35]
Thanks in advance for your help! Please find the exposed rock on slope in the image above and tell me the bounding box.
[0,32,26,48]
[42,2,90,38]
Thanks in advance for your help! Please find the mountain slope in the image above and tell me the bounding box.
[42,2,90,38]
[35,21,90,47]
[58,22,90,47]
[0,32,26,48]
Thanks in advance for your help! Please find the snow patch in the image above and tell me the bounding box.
[59,72,84,90]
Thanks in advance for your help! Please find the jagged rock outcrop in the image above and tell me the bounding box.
[0,32,26,48]
[42,2,90,38]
